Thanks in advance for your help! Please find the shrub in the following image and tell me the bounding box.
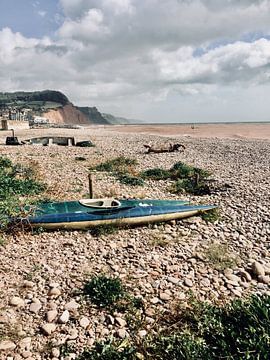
[90,223,119,237]
[76,340,136,360]
[118,174,144,186]
[140,168,171,180]
[93,157,138,173]
[201,208,220,223]
[84,275,125,307]
[0,156,46,232]
[172,179,211,195]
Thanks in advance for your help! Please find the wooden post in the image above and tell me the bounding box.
[88,173,94,199]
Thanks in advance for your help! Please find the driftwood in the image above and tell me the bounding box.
[144,143,186,154]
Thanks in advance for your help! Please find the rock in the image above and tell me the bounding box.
[252,262,265,277]
[47,310,58,323]
[184,278,193,287]
[68,329,78,340]
[239,270,252,282]
[29,302,42,314]
[52,348,60,358]
[167,276,179,285]
[115,317,127,328]
[18,337,31,351]
[0,340,16,351]
[79,317,90,329]
[41,323,57,336]
[150,297,159,304]
[138,330,147,338]
[23,281,35,288]
[48,288,61,297]
[225,274,240,282]
[117,328,127,338]
[58,310,70,324]
[10,296,24,307]
[64,300,80,311]
[159,292,170,301]
[258,275,270,284]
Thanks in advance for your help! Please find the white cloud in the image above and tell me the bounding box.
[1,1,270,121]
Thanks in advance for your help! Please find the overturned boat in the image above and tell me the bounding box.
[27,198,216,230]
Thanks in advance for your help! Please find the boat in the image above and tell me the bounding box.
[26,198,216,230]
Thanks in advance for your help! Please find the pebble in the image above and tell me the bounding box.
[58,310,70,324]
[258,275,270,284]
[29,302,42,314]
[79,317,90,329]
[115,317,127,328]
[48,288,61,297]
[159,292,170,301]
[252,262,265,277]
[41,323,57,336]
[0,340,16,351]
[47,310,58,323]
[64,300,80,311]
[184,278,193,287]
[10,296,25,307]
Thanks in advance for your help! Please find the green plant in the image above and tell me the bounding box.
[92,157,138,174]
[84,275,125,307]
[201,208,220,223]
[76,339,136,360]
[172,178,211,195]
[203,243,236,270]
[90,223,119,237]
[118,174,144,186]
[140,168,171,180]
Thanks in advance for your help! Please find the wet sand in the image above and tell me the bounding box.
[107,123,270,140]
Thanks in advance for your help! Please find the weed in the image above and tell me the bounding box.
[203,243,237,270]
[140,168,171,180]
[117,174,144,186]
[76,339,136,360]
[84,275,125,307]
[92,157,138,174]
[201,208,220,223]
[172,178,211,195]
[90,223,119,237]
[0,236,6,246]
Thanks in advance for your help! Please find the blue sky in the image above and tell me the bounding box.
[0,0,270,122]
[0,0,62,38]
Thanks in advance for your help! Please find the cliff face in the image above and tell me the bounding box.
[43,104,90,125]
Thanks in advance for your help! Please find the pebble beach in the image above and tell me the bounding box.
[0,123,269,359]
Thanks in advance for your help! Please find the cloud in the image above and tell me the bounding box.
[1,1,270,121]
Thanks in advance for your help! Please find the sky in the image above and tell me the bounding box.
[1,0,270,122]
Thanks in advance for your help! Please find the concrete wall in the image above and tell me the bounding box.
[1,119,29,130]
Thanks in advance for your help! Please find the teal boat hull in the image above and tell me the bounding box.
[28,198,215,230]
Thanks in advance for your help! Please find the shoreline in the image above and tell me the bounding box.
[105,123,270,140]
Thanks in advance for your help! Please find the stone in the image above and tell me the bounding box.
[47,310,58,323]
[23,281,35,288]
[225,274,240,282]
[58,310,70,324]
[0,340,16,351]
[159,292,170,301]
[115,317,126,328]
[117,329,127,338]
[79,317,90,329]
[239,270,252,282]
[41,323,57,336]
[167,276,179,284]
[64,300,80,311]
[258,275,270,284]
[138,330,147,337]
[10,296,24,307]
[18,337,31,351]
[184,278,193,287]
[51,348,60,358]
[252,262,265,277]
[68,329,78,340]
[29,302,42,314]
[48,288,61,297]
